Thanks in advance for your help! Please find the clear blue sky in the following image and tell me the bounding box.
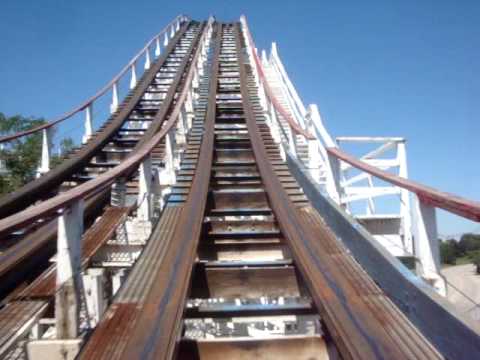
[0,0,478,235]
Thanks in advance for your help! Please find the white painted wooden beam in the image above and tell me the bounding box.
[110,82,119,113]
[82,103,93,144]
[55,200,84,339]
[37,128,52,177]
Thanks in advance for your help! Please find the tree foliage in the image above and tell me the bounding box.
[469,250,480,274]
[50,137,74,168]
[458,233,480,256]
[439,234,480,267]
[0,113,47,194]
[0,113,74,195]
[440,239,460,265]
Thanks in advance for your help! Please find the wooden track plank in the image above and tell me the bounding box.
[0,300,48,357]
[115,23,222,360]
[78,21,215,360]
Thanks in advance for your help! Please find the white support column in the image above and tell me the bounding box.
[268,101,281,144]
[257,80,268,111]
[82,104,93,144]
[308,104,336,147]
[110,82,119,113]
[307,137,321,180]
[197,54,204,77]
[37,127,52,177]
[161,131,176,186]
[152,167,166,211]
[261,49,268,65]
[56,199,84,339]
[181,104,190,131]
[130,62,137,89]
[176,19,180,31]
[192,68,199,90]
[413,196,446,296]
[326,152,342,204]
[202,35,208,57]
[155,37,161,57]
[164,33,169,47]
[176,106,187,145]
[306,112,322,180]
[267,103,287,161]
[171,129,181,170]
[307,104,340,202]
[82,268,106,327]
[366,175,376,215]
[137,156,153,222]
[111,177,127,207]
[111,269,128,295]
[286,127,297,157]
[398,141,413,253]
[170,25,175,39]
[144,49,151,70]
[185,88,194,128]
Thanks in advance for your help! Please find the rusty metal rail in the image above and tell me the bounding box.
[78,22,222,359]
[120,23,220,360]
[76,21,445,360]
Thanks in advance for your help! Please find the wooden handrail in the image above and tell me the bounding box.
[0,19,212,236]
[0,15,188,144]
[328,147,480,222]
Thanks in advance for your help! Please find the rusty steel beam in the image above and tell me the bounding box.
[77,22,220,360]
[116,23,222,360]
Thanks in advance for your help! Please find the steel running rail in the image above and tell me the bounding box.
[80,21,442,359]
[0,14,189,144]
[0,19,212,237]
[106,22,221,360]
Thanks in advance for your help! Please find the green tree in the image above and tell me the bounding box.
[469,250,480,274]
[0,113,74,195]
[0,113,47,194]
[50,137,75,168]
[440,239,459,265]
[458,233,480,255]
